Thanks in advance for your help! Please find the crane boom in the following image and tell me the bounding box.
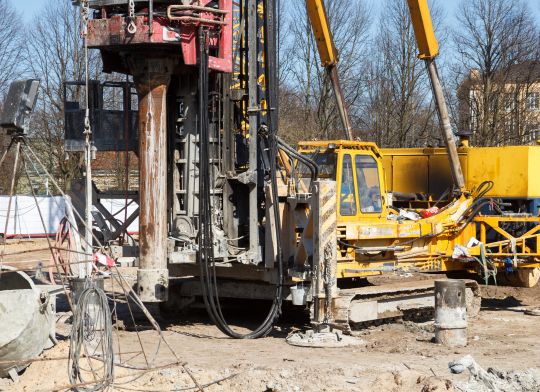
[305,0,465,190]
[305,0,354,140]
[406,0,465,190]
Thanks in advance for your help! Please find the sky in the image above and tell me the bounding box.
[8,0,42,21]
[11,0,42,20]
[11,0,540,26]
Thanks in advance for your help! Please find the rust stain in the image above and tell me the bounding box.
[133,69,170,270]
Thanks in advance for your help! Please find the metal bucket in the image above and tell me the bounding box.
[69,277,106,330]
[0,266,54,378]
[290,285,307,306]
[69,276,104,304]
[434,279,467,347]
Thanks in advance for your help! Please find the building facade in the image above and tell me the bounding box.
[458,61,540,146]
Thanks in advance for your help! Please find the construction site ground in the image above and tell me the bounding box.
[2,240,540,391]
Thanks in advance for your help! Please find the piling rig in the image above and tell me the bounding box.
[83,0,287,337]
[76,0,540,338]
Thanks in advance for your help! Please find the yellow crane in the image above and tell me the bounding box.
[306,0,465,190]
[305,0,353,140]
[287,0,540,329]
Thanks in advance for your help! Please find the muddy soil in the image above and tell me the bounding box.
[0,282,538,391]
[1,240,539,391]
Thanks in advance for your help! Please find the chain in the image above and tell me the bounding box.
[80,0,91,137]
[80,0,94,277]
[128,0,135,17]
[127,0,137,34]
[80,0,89,36]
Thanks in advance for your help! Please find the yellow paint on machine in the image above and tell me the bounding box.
[382,145,540,199]
[305,0,338,67]
[406,0,439,59]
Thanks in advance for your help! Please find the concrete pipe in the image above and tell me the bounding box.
[0,266,55,378]
[434,279,467,347]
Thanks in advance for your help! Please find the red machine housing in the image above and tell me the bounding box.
[87,0,233,73]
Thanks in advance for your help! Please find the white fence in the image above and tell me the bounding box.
[0,196,66,238]
[0,196,139,238]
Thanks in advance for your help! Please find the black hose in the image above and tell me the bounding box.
[277,137,318,182]
[474,181,494,198]
[197,26,282,339]
[460,197,507,229]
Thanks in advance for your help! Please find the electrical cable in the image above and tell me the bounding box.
[197,7,283,338]
[68,280,114,392]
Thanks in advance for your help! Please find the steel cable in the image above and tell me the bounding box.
[68,281,114,391]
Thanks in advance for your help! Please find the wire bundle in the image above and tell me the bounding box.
[197,24,283,338]
[68,281,114,391]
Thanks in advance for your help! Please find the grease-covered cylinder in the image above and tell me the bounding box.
[434,280,467,347]
[129,57,173,303]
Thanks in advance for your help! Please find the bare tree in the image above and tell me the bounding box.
[22,0,104,191]
[0,0,22,96]
[0,0,24,193]
[279,0,371,144]
[454,0,539,146]
[361,0,445,148]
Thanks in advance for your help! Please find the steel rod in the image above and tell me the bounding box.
[426,59,465,190]
[327,66,354,140]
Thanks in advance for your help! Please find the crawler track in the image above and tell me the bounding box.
[329,279,480,334]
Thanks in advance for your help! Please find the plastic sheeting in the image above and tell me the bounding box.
[0,196,66,238]
[0,196,139,238]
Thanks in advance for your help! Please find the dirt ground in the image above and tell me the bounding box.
[1,240,540,391]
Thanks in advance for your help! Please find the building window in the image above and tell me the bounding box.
[504,93,515,112]
[526,125,540,144]
[526,92,539,111]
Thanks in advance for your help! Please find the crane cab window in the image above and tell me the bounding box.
[340,154,357,216]
[298,150,336,191]
[299,150,336,179]
[356,155,382,213]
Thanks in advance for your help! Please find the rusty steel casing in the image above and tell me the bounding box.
[434,280,467,347]
[129,57,173,302]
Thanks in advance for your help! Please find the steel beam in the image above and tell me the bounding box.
[426,60,465,190]
[311,180,338,329]
[247,0,260,263]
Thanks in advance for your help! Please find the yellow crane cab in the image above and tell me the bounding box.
[298,140,389,223]
[295,139,478,279]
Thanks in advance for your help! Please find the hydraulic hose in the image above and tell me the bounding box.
[197,26,283,339]
[473,181,494,199]
[277,137,319,183]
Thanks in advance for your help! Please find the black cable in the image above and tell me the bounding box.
[197,25,282,339]
[474,180,494,199]
[276,136,318,182]
[433,187,450,208]
[460,198,509,229]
